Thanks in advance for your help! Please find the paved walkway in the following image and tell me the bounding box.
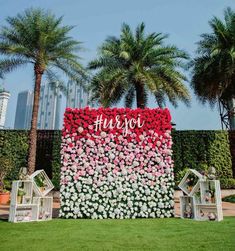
[0,200,234,220]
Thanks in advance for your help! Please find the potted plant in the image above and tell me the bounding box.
[17,188,26,204]
[0,156,13,204]
[34,175,46,192]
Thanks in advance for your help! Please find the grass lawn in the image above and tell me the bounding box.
[0,217,235,251]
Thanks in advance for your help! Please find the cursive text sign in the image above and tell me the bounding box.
[94,114,145,136]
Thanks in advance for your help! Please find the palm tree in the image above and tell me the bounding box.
[88,22,190,109]
[191,7,235,129]
[0,8,85,174]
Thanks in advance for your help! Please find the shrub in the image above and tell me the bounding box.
[0,130,28,181]
[222,194,235,203]
[51,131,61,190]
[172,130,233,182]
[220,178,235,189]
[0,156,13,192]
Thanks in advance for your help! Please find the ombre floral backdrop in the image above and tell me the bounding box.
[60,107,174,219]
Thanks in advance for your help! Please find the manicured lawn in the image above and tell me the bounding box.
[0,217,235,251]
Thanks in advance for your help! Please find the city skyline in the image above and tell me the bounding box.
[13,81,91,130]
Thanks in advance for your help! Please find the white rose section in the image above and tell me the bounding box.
[60,108,174,219]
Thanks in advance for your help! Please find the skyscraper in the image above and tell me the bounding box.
[14,90,33,129]
[66,80,89,108]
[0,86,10,129]
[37,83,62,129]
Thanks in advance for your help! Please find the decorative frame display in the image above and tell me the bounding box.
[178,169,203,196]
[60,107,174,219]
[10,180,34,206]
[195,205,222,221]
[180,196,195,219]
[33,197,53,221]
[179,170,223,221]
[30,170,54,197]
[9,170,54,223]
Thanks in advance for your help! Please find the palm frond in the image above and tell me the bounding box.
[0,58,29,76]
[191,7,235,107]
[88,22,189,108]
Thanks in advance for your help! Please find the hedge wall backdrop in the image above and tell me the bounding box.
[0,129,234,190]
[60,107,174,219]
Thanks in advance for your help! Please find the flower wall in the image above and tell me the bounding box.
[60,107,174,219]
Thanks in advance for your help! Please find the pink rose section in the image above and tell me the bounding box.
[60,108,174,219]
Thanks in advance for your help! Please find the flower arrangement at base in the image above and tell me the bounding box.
[60,107,174,219]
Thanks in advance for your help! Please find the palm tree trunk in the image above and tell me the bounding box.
[135,82,145,109]
[27,65,43,174]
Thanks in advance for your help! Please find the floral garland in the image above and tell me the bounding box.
[60,107,174,219]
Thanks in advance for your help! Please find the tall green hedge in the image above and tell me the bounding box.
[172,130,233,178]
[0,130,28,180]
[51,131,61,189]
[172,130,234,188]
[0,130,233,190]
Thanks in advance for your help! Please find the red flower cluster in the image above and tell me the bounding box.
[62,107,172,146]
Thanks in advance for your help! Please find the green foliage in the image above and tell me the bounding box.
[51,131,61,190]
[0,156,13,175]
[89,22,190,108]
[3,179,11,191]
[191,7,235,105]
[0,156,13,192]
[0,8,85,83]
[17,188,26,197]
[0,130,28,183]
[220,178,235,189]
[34,175,45,188]
[222,194,235,203]
[172,130,233,188]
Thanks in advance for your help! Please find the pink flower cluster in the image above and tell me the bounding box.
[60,108,174,219]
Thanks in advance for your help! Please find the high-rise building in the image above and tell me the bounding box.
[37,83,62,129]
[14,90,33,129]
[66,80,89,108]
[0,86,10,129]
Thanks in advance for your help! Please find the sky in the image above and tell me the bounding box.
[1,0,235,130]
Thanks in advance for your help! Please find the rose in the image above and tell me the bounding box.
[78,127,84,133]
[100,131,107,138]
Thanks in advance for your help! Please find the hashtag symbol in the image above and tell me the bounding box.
[94,115,103,131]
